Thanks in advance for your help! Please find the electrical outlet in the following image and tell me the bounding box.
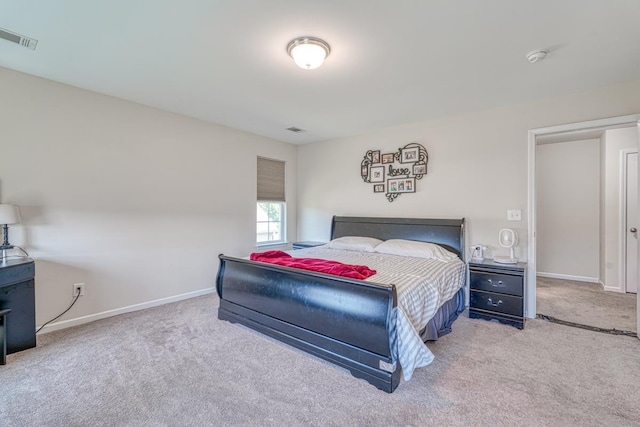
[73,283,85,297]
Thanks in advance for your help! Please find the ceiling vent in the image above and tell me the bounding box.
[286,127,306,133]
[0,27,38,50]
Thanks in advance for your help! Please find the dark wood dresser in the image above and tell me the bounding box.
[469,259,526,329]
[0,258,36,354]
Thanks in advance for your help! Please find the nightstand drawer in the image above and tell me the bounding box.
[470,290,523,317]
[470,271,523,297]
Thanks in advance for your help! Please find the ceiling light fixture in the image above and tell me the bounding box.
[287,37,331,70]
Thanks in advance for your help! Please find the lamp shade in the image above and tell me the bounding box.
[0,204,21,225]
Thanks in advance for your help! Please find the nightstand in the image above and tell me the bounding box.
[292,241,326,250]
[0,258,36,354]
[468,259,526,329]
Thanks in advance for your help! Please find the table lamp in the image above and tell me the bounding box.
[0,204,21,261]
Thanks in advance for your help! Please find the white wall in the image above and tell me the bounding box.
[600,127,639,292]
[4,67,639,328]
[297,114,531,261]
[0,67,297,330]
[297,79,640,317]
[536,139,600,280]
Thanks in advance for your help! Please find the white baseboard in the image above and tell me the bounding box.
[603,285,626,293]
[37,287,216,334]
[536,272,599,283]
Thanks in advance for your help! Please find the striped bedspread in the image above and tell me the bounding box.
[289,246,466,381]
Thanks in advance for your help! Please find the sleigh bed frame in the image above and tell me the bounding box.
[216,216,466,392]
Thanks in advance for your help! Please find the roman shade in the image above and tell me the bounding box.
[257,157,285,202]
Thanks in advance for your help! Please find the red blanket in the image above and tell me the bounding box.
[250,250,377,280]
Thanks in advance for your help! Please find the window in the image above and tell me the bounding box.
[257,157,286,245]
[256,202,285,244]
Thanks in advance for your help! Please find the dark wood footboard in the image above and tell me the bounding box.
[216,254,401,392]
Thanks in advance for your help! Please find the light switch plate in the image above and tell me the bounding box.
[507,209,522,221]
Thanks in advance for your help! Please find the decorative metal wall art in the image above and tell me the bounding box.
[360,142,428,202]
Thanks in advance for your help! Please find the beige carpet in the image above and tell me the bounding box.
[536,276,637,332]
[2,294,639,426]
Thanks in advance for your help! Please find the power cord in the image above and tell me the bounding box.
[1,246,31,261]
[536,313,637,337]
[14,246,29,257]
[35,288,81,334]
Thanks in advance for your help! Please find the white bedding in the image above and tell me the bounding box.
[288,246,466,381]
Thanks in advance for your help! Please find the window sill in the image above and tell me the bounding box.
[255,242,291,250]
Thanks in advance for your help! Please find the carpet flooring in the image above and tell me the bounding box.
[536,276,637,332]
[2,294,639,426]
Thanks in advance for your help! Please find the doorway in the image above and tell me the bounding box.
[624,150,638,294]
[527,114,640,338]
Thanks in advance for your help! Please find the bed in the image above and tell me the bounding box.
[216,216,466,392]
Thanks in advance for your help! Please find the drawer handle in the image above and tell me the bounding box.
[487,298,503,307]
[487,279,504,287]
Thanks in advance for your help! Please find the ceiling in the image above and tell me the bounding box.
[1,1,639,145]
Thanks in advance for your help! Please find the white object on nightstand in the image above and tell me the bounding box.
[470,244,486,262]
[494,228,518,264]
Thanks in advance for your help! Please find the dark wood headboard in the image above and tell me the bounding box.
[330,216,466,258]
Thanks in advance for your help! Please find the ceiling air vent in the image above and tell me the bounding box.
[0,27,38,50]
[286,127,306,133]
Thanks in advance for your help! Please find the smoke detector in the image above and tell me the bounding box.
[526,50,547,64]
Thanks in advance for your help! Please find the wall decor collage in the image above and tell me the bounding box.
[360,142,429,202]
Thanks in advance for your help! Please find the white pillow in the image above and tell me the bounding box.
[325,236,383,252]
[374,239,457,262]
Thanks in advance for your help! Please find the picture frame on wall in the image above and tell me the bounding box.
[404,178,415,192]
[381,153,395,164]
[371,150,381,164]
[370,166,385,183]
[387,178,416,193]
[400,147,419,163]
[360,142,427,202]
[413,164,426,175]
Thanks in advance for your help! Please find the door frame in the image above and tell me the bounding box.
[527,114,640,326]
[620,149,638,293]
